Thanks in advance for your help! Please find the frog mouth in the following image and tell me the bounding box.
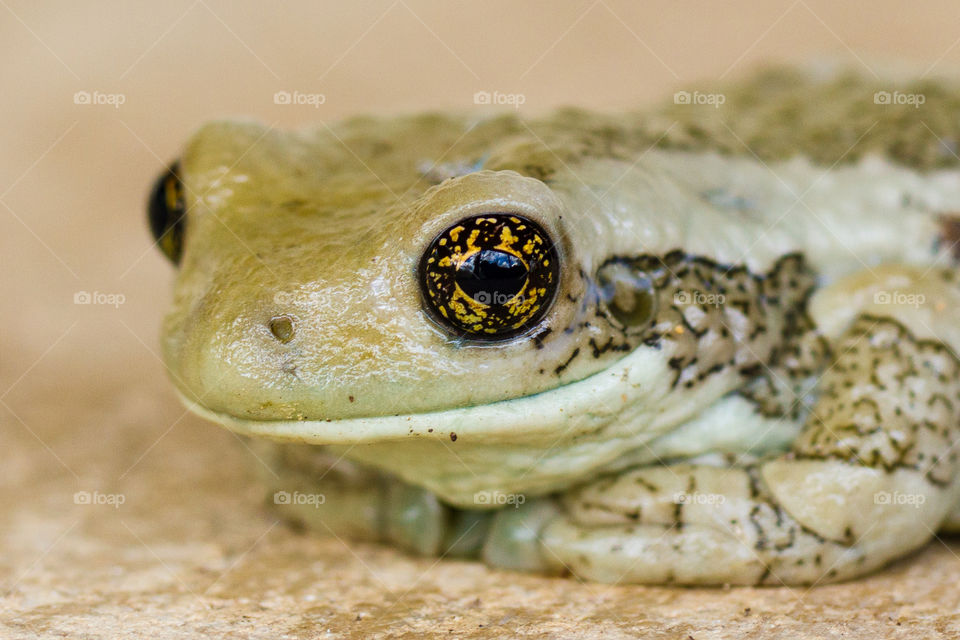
[175,343,673,445]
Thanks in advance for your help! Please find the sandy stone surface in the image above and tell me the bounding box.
[5,364,960,639]
[6,1,960,638]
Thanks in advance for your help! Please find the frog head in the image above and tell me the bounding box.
[152,118,703,502]
[155,118,658,423]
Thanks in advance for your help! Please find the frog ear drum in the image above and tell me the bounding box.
[147,162,186,265]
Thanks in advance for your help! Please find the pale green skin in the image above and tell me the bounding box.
[161,70,960,585]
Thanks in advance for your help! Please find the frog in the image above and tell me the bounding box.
[149,67,960,585]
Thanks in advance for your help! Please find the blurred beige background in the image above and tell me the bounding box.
[4,1,960,638]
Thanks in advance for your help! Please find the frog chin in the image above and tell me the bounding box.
[175,341,707,450]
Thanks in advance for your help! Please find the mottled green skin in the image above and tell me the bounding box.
[164,67,957,425]
[652,67,960,170]
[159,67,960,585]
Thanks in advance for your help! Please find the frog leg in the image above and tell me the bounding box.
[940,504,960,532]
[260,439,563,568]
[536,268,960,585]
[252,440,496,557]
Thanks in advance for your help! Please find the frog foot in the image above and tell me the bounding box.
[250,440,497,557]
[540,308,960,585]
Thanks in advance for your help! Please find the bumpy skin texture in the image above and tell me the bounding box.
[545,299,960,584]
[158,67,960,585]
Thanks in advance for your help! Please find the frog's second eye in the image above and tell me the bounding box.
[147,163,186,265]
[418,213,560,340]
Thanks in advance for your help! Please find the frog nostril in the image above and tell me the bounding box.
[268,315,296,343]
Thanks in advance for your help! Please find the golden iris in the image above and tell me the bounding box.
[147,162,186,264]
[419,213,560,339]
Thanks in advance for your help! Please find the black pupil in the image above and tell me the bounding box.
[456,249,528,302]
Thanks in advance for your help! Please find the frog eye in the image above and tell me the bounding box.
[147,163,186,264]
[418,213,560,340]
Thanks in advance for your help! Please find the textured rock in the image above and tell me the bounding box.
[6,1,960,637]
[2,366,960,638]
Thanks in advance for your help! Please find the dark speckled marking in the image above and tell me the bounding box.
[554,347,580,375]
[554,309,960,585]
[563,251,826,415]
[938,214,960,260]
[792,314,960,485]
